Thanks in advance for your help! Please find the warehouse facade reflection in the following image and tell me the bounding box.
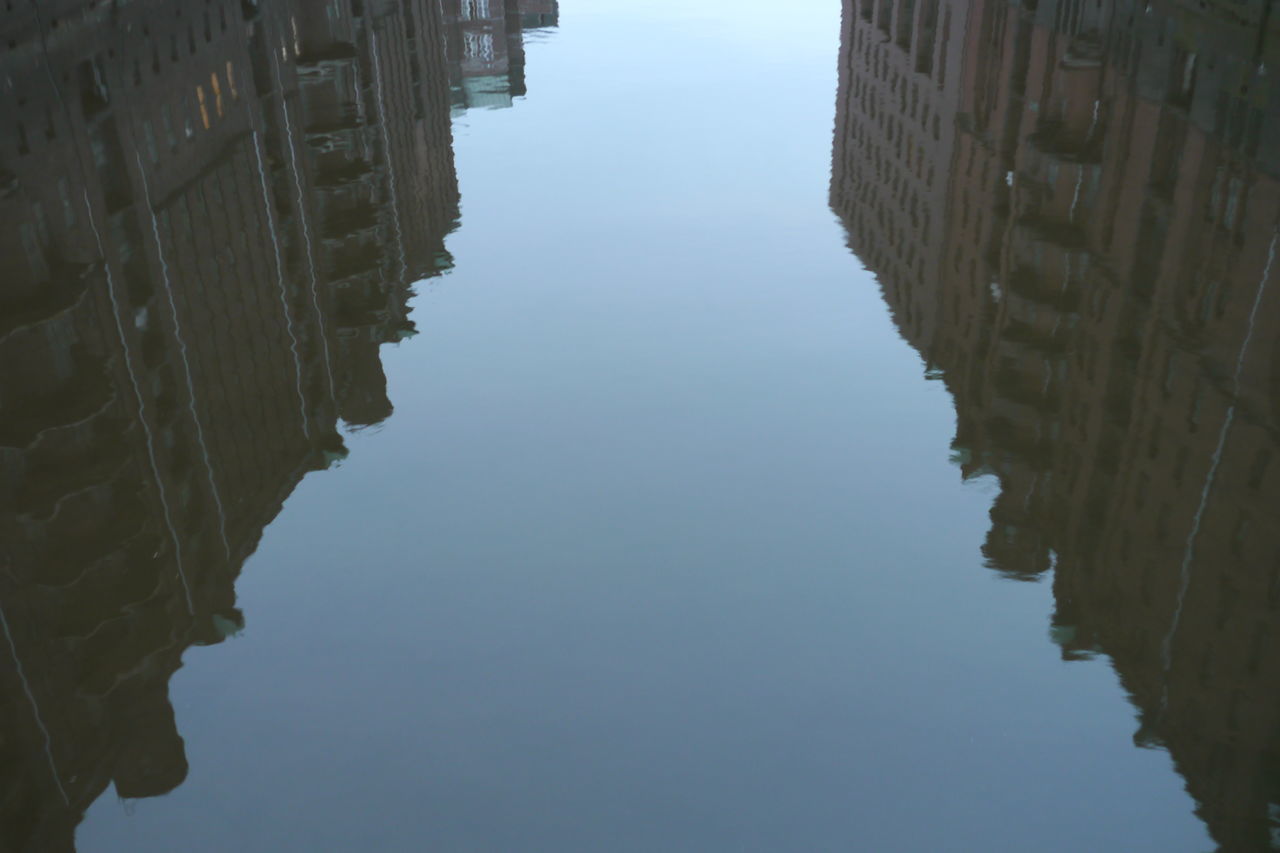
[832,0,1280,848]
[0,0,554,849]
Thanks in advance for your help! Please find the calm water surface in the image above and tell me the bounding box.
[2,0,1278,850]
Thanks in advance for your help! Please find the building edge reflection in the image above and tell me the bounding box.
[0,0,555,849]
[832,0,1280,849]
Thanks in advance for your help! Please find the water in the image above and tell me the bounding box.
[1,1,1277,850]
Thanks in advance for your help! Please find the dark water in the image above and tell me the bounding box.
[1,0,1278,850]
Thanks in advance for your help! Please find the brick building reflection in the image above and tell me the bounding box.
[0,0,476,848]
[442,0,559,113]
[832,0,1280,848]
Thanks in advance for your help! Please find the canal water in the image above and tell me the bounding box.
[2,0,1277,850]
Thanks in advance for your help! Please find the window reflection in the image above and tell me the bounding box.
[832,1,1280,848]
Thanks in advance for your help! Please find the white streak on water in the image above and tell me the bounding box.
[135,154,232,559]
[1159,226,1278,708]
[84,191,194,613]
[1086,99,1101,142]
[351,37,372,162]
[0,601,68,803]
[1043,255,1070,396]
[272,56,336,402]
[371,29,409,287]
[249,132,311,438]
[1069,165,1084,223]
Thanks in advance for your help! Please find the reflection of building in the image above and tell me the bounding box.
[519,0,560,30]
[0,0,459,848]
[831,0,969,349]
[442,0,558,112]
[832,0,1280,849]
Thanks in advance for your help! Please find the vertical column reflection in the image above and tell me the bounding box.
[831,1,1280,848]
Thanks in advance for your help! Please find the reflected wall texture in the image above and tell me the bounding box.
[832,0,1280,848]
[0,0,553,849]
[442,0,558,112]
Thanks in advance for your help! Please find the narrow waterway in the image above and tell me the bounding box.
[2,0,1277,850]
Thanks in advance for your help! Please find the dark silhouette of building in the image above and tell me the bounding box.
[0,0,461,848]
[833,0,1280,849]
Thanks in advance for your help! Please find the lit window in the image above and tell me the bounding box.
[211,72,224,117]
[196,85,210,129]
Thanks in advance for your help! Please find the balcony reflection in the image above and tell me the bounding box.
[0,0,554,849]
[832,0,1280,848]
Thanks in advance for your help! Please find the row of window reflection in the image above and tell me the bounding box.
[841,207,929,337]
[851,27,946,143]
[109,57,243,173]
[6,5,243,165]
[839,120,935,242]
[853,0,951,86]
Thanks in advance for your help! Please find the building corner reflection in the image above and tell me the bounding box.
[832,0,1280,848]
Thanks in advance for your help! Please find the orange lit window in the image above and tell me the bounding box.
[211,72,224,117]
[196,85,210,129]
